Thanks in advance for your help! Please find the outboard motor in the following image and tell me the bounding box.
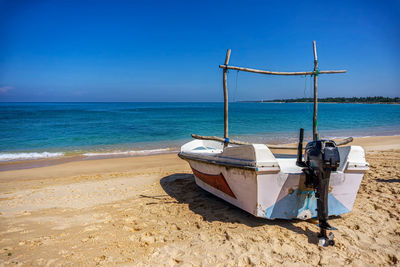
[296,128,340,246]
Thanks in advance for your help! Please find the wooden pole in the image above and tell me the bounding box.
[192,134,249,145]
[223,49,231,147]
[313,41,319,141]
[218,65,346,76]
[191,134,296,149]
[335,137,353,146]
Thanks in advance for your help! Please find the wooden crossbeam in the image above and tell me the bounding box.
[218,65,346,76]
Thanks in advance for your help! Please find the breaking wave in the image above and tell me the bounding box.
[0,152,65,162]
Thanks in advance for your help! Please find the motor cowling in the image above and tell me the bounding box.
[304,140,340,171]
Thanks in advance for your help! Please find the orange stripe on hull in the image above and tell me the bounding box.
[191,167,236,199]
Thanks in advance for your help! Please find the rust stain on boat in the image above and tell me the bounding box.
[191,168,236,199]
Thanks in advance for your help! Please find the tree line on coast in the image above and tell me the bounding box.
[248,96,400,103]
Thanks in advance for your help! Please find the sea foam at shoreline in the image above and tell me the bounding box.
[0,152,65,162]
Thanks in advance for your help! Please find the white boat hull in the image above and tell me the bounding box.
[179,140,369,220]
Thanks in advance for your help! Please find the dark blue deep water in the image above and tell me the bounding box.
[1,102,399,161]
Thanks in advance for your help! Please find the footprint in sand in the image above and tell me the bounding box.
[139,235,156,245]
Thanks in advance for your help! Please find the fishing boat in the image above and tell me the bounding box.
[178,42,369,246]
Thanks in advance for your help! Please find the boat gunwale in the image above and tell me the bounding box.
[178,152,281,172]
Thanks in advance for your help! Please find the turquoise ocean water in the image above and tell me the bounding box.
[1,102,400,161]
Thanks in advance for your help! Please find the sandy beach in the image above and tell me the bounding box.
[0,136,399,266]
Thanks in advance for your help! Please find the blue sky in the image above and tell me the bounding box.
[0,0,399,102]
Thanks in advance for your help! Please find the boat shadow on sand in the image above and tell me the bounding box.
[157,173,341,245]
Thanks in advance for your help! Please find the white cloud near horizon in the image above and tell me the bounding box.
[0,86,13,94]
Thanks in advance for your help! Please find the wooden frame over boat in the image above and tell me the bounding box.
[178,42,369,246]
